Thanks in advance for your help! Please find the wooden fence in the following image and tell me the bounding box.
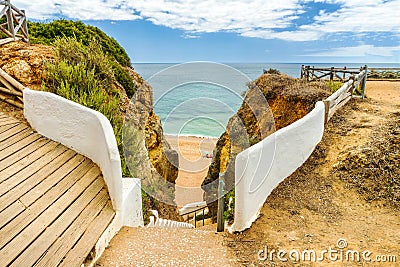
[0,67,24,108]
[301,65,368,83]
[0,0,29,45]
[323,69,367,123]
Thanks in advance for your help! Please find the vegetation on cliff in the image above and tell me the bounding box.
[25,20,179,220]
[28,20,130,67]
[43,36,135,177]
[28,20,137,98]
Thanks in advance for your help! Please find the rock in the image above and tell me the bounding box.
[202,73,330,216]
[1,41,180,218]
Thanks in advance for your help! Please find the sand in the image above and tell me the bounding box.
[165,135,218,207]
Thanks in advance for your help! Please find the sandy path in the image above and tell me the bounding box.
[226,81,400,266]
[96,227,232,267]
[165,135,218,207]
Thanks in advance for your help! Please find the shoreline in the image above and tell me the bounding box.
[164,133,220,139]
[165,135,218,207]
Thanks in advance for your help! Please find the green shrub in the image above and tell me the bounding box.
[28,20,131,67]
[43,36,136,177]
[325,80,344,93]
[111,62,138,98]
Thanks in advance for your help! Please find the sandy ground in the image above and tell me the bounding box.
[96,227,232,267]
[225,81,400,266]
[165,135,218,207]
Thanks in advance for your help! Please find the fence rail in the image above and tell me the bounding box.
[0,67,24,108]
[323,69,367,123]
[301,65,367,83]
[0,0,29,44]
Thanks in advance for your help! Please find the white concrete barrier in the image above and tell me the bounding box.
[23,89,144,264]
[230,101,326,232]
[24,89,122,210]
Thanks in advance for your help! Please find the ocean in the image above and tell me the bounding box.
[133,63,400,137]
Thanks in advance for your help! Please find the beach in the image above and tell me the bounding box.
[165,135,218,207]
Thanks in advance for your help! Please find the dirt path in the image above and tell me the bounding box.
[96,227,232,267]
[225,81,400,266]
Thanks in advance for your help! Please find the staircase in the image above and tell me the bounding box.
[0,112,115,266]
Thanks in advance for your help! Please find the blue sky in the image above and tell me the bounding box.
[13,0,400,63]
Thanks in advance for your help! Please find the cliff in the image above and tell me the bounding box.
[0,41,179,219]
[202,73,330,217]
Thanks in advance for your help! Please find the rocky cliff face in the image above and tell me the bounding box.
[0,42,52,90]
[202,73,330,217]
[0,41,179,218]
[123,67,179,185]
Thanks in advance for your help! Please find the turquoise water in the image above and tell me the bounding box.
[133,63,400,137]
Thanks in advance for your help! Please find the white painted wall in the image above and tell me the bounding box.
[24,89,122,210]
[23,88,143,224]
[24,88,145,265]
[230,101,326,232]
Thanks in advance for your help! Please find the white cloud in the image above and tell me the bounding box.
[302,44,400,57]
[10,0,400,42]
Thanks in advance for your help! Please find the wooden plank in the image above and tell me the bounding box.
[0,149,76,213]
[0,151,82,214]
[59,201,115,267]
[0,160,98,251]
[0,5,7,18]
[0,86,22,97]
[19,156,91,207]
[0,117,18,126]
[0,178,105,266]
[0,120,18,128]
[0,123,28,142]
[0,144,70,185]
[0,127,32,151]
[328,95,352,120]
[12,189,109,267]
[0,123,18,135]
[0,74,17,93]
[35,191,109,267]
[0,117,14,123]
[0,93,23,108]
[0,134,44,167]
[0,200,25,230]
[0,141,60,196]
[0,151,75,215]
[0,67,25,92]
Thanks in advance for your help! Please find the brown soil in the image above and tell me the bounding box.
[225,81,400,266]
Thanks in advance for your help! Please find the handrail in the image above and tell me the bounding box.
[179,202,208,228]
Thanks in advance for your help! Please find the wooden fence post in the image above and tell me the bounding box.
[323,100,330,124]
[330,67,334,81]
[5,0,15,39]
[360,65,368,99]
[21,9,29,43]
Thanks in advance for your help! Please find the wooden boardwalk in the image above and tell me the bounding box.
[0,112,115,267]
